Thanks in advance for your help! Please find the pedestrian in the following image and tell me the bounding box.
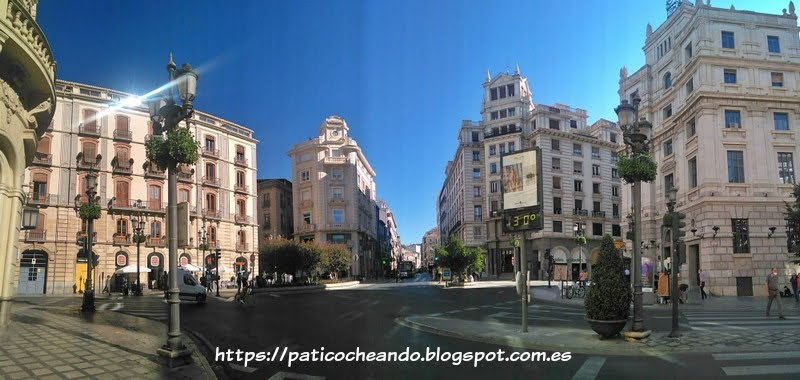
[624,268,631,284]
[579,270,587,289]
[699,269,708,300]
[796,273,800,303]
[765,267,786,319]
[791,274,798,302]
[103,275,111,294]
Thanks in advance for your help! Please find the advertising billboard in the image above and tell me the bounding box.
[501,149,539,210]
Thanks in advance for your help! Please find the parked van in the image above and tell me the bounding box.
[175,269,206,304]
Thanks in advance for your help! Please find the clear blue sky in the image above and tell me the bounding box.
[38,0,782,243]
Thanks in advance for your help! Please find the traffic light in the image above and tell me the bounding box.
[672,211,687,241]
[381,258,387,266]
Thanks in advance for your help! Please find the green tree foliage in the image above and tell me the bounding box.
[261,240,353,281]
[145,127,200,169]
[436,238,486,277]
[617,153,657,184]
[785,184,800,263]
[584,235,632,321]
[320,244,351,278]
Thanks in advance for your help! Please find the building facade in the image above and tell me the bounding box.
[618,1,800,296]
[288,115,382,279]
[421,227,439,268]
[1,0,57,325]
[15,80,259,295]
[257,178,294,243]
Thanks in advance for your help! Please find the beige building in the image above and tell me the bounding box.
[1,0,57,325]
[288,115,381,279]
[257,178,293,242]
[15,79,259,295]
[421,227,439,268]
[377,199,401,267]
[618,1,800,296]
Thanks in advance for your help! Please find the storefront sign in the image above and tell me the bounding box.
[150,255,160,267]
[116,254,127,267]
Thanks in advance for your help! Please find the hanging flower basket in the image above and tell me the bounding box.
[132,232,146,244]
[575,235,587,245]
[199,243,209,251]
[510,237,520,247]
[617,153,657,184]
[145,127,199,169]
[79,204,101,220]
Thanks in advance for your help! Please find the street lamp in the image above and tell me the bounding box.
[215,247,221,297]
[147,53,197,366]
[664,186,680,337]
[133,200,148,296]
[74,152,101,312]
[615,96,652,333]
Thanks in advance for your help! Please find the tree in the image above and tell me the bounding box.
[785,184,800,264]
[584,235,631,321]
[320,244,351,279]
[436,238,485,279]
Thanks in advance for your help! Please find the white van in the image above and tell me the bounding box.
[177,269,206,304]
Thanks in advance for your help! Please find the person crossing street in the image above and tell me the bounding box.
[765,267,785,319]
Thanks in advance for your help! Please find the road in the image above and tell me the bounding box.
[17,275,800,379]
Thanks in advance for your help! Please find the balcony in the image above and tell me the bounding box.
[236,243,248,252]
[235,214,251,224]
[234,156,248,167]
[207,240,220,249]
[202,176,220,187]
[202,147,219,158]
[202,209,221,220]
[612,212,621,220]
[112,157,133,175]
[177,169,194,183]
[484,126,522,139]
[553,208,562,215]
[32,152,52,166]
[77,156,100,170]
[234,183,249,194]
[113,129,132,141]
[146,235,166,247]
[27,192,50,206]
[113,234,131,245]
[592,211,606,218]
[25,230,47,243]
[299,223,316,232]
[78,123,101,137]
[147,200,164,212]
[144,164,166,179]
[323,156,348,165]
[572,209,589,216]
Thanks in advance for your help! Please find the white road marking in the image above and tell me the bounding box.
[229,363,258,373]
[721,364,800,376]
[112,302,123,311]
[269,294,281,298]
[98,303,109,310]
[571,357,606,380]
[713,351,800,361]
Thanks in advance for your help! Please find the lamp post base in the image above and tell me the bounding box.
[157,345,192,369]
[81,290,96,312]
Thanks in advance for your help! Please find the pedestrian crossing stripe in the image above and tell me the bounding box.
[713,352,800,376]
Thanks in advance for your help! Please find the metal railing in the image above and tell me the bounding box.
[32,152,52,165]
[202,176,220,187]
[25,230,46,242]
[113,129,132,141]
[78,123,101,136]
[234,184,249,193]
[202,147,219,158]
[573,209,589,216]
[235,214,251,224]
[234,156,248,166]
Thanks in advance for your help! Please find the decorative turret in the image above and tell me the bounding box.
[485,69,491,83]
[619,66,628,82]
[646,23,653,38]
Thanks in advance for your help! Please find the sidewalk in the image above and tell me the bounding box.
[0,300,216,379]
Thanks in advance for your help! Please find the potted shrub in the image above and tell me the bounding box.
[584,234,632,338]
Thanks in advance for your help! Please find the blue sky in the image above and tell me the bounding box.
[38,0,783,243]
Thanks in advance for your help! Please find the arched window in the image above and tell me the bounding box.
[206,193,216,212]
[83,109,98,129]
[236,170,245,186]
[205,162,216,179]
[116,218,129,236]
[148,185,162,210]
[151,220,162,237]
[208,225,217,244]
[238,230,246,244]
[663,72,672,89]
[82,141,97,163]
[236,199,246,216]
[235,145,245,162]
[179,188,190,204]
[31,172,48,199]
[115,181,129,207]
[204,135,215,150]
[115,115,130,135]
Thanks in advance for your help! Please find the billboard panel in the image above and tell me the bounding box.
[501,149,539,210]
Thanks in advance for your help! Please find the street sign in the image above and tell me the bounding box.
[442,268,451,281]
[614,240,626,250]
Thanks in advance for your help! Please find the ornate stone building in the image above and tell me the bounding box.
[1,0,57,326]
[618,1,800,296]
[14,80,259,295]
[257,178,294,242]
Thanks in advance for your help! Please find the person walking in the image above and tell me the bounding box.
[699,269,708,300]
[791,273,798,303]
[796,273,800,303]
[766,267,786,319]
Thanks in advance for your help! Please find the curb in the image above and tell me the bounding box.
[182,327,221,380]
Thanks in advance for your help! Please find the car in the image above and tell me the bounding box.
[171,268,207,304]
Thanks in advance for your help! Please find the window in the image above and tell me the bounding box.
[116,219,128,236]
[236,199,246,216]
[205,193,216,212]
[778,152,795,184]
[549,119,559,130]
[491,111,498,120]
[725,110,741,128]
[772,72,784,87]
[553,177,561,190]
[727,150,745,183]
[474,206,482,221]
[473,168,480,178]
[767,35,780,53]
[732,218,750,253]
[721,31,735,49]
[149,185,161,209]
[686,77,694,94]
[688,118,696,137]
[491,200,498,211]
[574,199,583,211]
[490,88,498,100]
[612,186,619,197]
[179,189,189,204]
[472,151,480,161]
[612,168,618,179]
[204,136,215,150]
[593,223,603,236]
[114,181,129,206]
[333,209,343,223]
[593,202,601,215]
[151,221,161,237]
[664,139,673,156]
[331,187,344,199]
[301,170,310,181]
[331,167,343,180]
[507,84,514,97]
[499,86,506,98]
[774,113,789,130]
[303,212,311,225]
[508,141,515,152]
[685,43,693,59]
[205,163,216,178]
[574,180,583,192]
[553,197,562,214]
[236,145,246,162]
[574,162,583,174]
[611,152,618,162]
[612,203,619,217]
[551,139,560,151]
[573,144,582,156]
[471,131,480,142]
[723,69,737,84]
[499,109,507,118]
[82,141,97,163]
[301,190,311,201]
[552,158,561,171]
[236,170,245,186]
[592,183,600,194]
[491,181,499,193]
[663,104,672,119]
[474,226,483,238]
[508,108,516,117]
[489,145,496,156]
[612,224,621,237]
[664,173,674,191]
[663,72,672,89]
[610,133,617,143]
[473,186,481,197]
[591,147,600,160]
[570,120,577,129]
[592,164,600,176]
[490,163,497,174]
[688,157,698,188]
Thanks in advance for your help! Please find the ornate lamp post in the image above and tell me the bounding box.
[215,247,222,297]
[615,97,653,333]
[665,186,681,337]
[74,152,102,312]
[199,222,208,285]
[133,200,148,296]
[145,54,198,366]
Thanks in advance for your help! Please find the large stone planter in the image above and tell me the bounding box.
[586,318,628,338]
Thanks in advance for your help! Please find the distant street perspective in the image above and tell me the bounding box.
[4,1,800,379]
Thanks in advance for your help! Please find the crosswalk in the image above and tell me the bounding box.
[98,295,168,321]
[712,351,800,376]
[684,308,800,331]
